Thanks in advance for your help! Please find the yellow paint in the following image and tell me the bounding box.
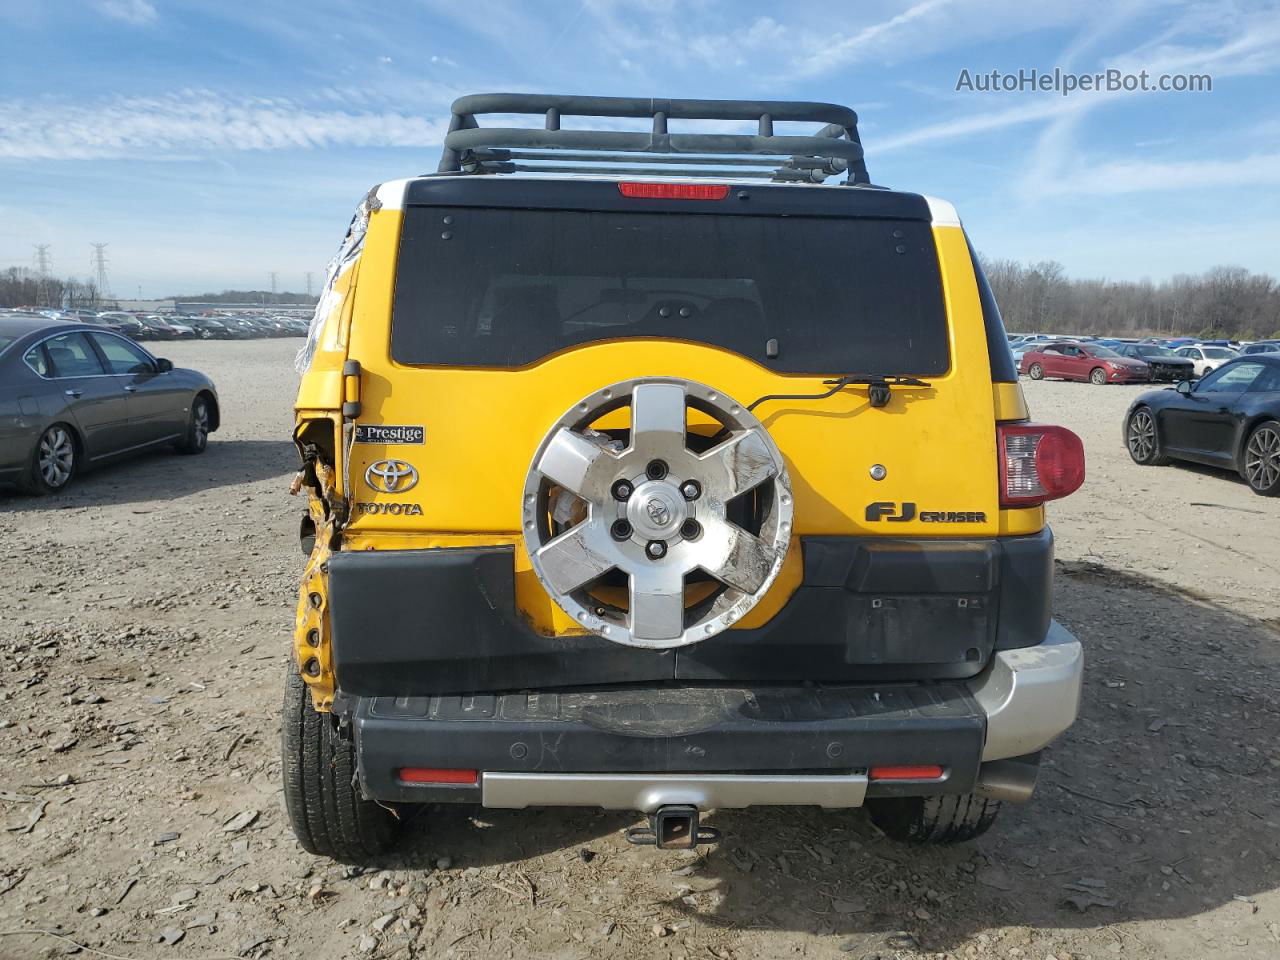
[293,199,1047,665]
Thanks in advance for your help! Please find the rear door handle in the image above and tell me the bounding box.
[124,385,137,393]
[64,388,82,398]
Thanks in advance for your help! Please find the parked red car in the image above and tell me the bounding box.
[1020,341,1151,385]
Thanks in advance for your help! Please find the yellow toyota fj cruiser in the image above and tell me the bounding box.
[285,94,1086,860]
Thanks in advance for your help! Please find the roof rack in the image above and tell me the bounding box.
[435,94,871,185]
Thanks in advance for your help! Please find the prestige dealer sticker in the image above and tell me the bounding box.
[355,424,424,444]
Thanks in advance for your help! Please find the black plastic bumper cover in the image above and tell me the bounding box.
[328,531,1053,697]
[354,682,986,804]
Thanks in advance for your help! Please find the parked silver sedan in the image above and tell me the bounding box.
[0,317,219,494]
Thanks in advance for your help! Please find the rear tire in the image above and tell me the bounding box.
[1242,420,1280,496]
[21,423,77,495]
[867,794,1001,844]
[175,395,211,455]
[1126,406,1169,466]
[1089,367,1107,385]
[282,669,399,861]
[1027,363,1044,380]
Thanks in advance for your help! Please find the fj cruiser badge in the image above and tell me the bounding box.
[365,459,419,493]
[865,502,986,523]
[355,424,424,444]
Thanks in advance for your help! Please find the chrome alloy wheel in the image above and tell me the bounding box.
[1244,425,1280,492]
[192,400,210,447]
[1127,409,1156,462]
[38,426,75,488]
[522,378,794,650]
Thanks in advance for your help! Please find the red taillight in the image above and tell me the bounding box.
[617,182,730,200]
[397,768,478,785]
[998,423,1085,507]
[869,765,945,781]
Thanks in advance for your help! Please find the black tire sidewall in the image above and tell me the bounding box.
[27,424,76,495]
[1090,367,1107,385]
[180,397,209,454]
[1243,421,1280,495]
[1126,406,1167,466]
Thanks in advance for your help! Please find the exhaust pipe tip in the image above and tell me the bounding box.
[975,756,1040,805]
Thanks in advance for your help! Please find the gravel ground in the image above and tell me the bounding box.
[1,338,1277,960]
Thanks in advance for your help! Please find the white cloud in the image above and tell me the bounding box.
[95,0,157,25]
[1033,153,1280,196]
[794,0,953,76]
[0,92,451,160]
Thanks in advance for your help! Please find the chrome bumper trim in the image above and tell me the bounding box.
[481,772,869,812]
[968,619,1084,762]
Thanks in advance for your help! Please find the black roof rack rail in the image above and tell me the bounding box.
[435,94,871,185]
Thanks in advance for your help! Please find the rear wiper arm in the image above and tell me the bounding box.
[746,375,931,413]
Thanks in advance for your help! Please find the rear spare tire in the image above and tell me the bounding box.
[866,794,1001,844]
[282,669,398,861]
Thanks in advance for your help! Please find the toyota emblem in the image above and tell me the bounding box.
[645,497,671,527]
[364,459,419,493]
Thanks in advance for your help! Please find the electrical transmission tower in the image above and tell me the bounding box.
[304,271,314,297]
[33,244,53,307]
[90,243,112,305]
[269,271,278,303]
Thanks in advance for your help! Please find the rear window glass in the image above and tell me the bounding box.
[391,206,949,374]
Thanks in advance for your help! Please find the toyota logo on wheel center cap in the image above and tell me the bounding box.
[365,459,419,493]
[645,498,672,527]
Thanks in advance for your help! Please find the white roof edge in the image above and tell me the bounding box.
[374,178,413,211]
[923,195,961,228]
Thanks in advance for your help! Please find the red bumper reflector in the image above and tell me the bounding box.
[618,181,730,200]
[869,765,944,781]
[398,768,478,785]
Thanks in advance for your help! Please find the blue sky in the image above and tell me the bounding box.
[1,0,1277,296]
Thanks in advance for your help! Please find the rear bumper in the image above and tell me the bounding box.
[349,621,1082,808]
[328,531,1056,696]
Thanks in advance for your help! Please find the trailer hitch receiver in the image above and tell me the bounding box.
[625,805,721,850]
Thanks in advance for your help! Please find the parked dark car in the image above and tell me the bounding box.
[0,317,219,494]
[1110,343,1195,381]
[135,315,179,340]
[184,316,232,339]
[1240,340,1280,356]
[1125,355,1280,495]
[98,313,147,340]
[1021,340,1150,384]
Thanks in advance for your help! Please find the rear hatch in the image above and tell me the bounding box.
[337,177,1005,688]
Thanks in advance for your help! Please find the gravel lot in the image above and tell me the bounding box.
[2,339,1277,960]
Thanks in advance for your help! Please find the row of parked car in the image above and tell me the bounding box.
[1009,333,1280,384]
[18,308,310,341]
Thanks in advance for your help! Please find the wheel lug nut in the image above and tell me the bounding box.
[680,480,701,501]
[611,479,633,501]
[645,540,667,559]
[645,459,668,480]
[680,519,701,540]
[610,519,633,541]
